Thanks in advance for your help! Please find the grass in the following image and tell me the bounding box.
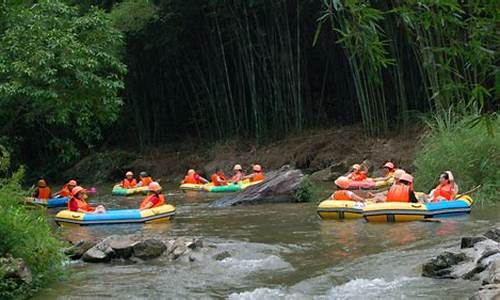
[413,113,499,203]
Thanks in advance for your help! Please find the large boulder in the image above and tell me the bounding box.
[422,252,467,278]
[209,165,304,207]
[82,236,121,263]
[64,240,97,260]
[132,239,166,259]
[309,162,349,182]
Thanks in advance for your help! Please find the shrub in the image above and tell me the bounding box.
[294,175,318,203]
[413,114,499,203]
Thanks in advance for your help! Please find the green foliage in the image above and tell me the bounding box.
[0,0,126,167]
[0,161,65,298]
[294,175,317,202]
[110,0,159,34]
[414,114,500,203]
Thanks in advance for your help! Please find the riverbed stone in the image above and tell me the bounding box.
[422,251,467,278]
[132,239,166,259]
[462,237,488,249]
[484,227,500,243]
[64,240,97,260]
[82,236,118,263]
[0,255,32,285]
[187,238,203,250]
[109,237,136,259]
[469,284,500,300]
[213,251,231,261]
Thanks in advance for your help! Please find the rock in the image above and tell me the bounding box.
[172,247,187,260]
[170,238,188,260]
[422,251,467,278]
[213,251,231,261]
[82,236,119,263]
[469,284,500,300]
[132,239,166,259]
[485,227,500,243]
[64,240,97,260]
[186,238,203,250]
[310,162,350,182]
[483,260,500,285]
[462,237,488,249]
[109,237,137,259]
[0,255,32,285]
[209,165,304,207]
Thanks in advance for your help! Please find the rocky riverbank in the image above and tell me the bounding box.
[64,236,232,264]
[422,225,500,299]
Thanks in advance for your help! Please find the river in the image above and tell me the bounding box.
[35,183,499,299]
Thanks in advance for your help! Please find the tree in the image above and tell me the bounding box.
[0,0,126,167]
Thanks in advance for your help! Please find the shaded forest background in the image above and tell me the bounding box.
[0,0,497,173]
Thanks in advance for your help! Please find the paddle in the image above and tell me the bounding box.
[454,185,481,199]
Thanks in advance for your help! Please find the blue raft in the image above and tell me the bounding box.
[25,197,69,208]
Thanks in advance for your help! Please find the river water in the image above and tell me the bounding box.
[36,184,499,299]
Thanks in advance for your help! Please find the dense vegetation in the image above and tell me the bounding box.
[0,148,64,298]
[0,0,497,174]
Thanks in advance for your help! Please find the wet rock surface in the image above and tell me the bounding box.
[209,165,304,207]
[0,254,32,286]
[67,236,219,264]
[422,225,500,299]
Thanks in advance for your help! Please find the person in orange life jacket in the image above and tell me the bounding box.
[330,176,365,202]
[231,164,245,183]
[33,178,52,200]
[68,186,105,213]
[372,162,397,181]
[137,171,153,187]
[120,171,137,188]
[139,182,165,210]
[346,161,368,181]
[370,169,406,201]
[182,169,209,184]
[429,171,458,202]
[211,168,228,186]
[243,164,265,182]
[382,173,418,203]
[55,179,77,198]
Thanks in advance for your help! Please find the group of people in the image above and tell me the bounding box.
[32,171,166,214]
[182,164,265,186]
[331,161,459,203]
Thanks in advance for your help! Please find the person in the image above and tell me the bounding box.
[211,168,228,186]
[182,169,209,184]
[67,186,105,213]
[384,173,418,203]
[55,179,77,197]
[139,182,165,210]
[137,171,153,187]
[330,176,365,202]
[372,162,397,181]
[369,169,406,200]
[33,178,52,200]
[347,162,368,181]
[231,164,244,183]
[243,164,265,182]
[120,171,137,189]
[429,171,458,202]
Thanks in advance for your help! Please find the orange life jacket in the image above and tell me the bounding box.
[140,193,165,209]
[211,173,227,186]
[231,172,243,183]
[36,187,51,199]
[59,185,72,197]
[183,174,200,184]
[250,172,265,182]
[386,184,410,202]
[350,172,367,181]
[331,190,354,201]
[432,183,454,201]
[122,178,137,189]
[68,197,95,212]
[140,176,153,187]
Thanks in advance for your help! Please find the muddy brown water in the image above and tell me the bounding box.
[35,183,499,299]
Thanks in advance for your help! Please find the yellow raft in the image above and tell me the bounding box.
[317,199,367,220]
[54,204,176,226]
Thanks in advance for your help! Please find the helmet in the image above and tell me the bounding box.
[352,164,361,171]
[37,179,47,187]
[71,186,86,196]
[334,176,350,189]
[148,182,161,192]
[187,169,195,175]
[233,164,243,171]
[445,171,454,182]
[253,164,262,172]
[393,169,406,180]
[384,162,395,169]
[140,171,148,177]
[68,180,77,186]
[400,173,413,183]
[126,171,133,176]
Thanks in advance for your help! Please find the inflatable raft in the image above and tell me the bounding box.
[335,176,394,190]
[363,196,474,222]
[111,185,149,196]
[203,180,263,193]
[317,199,367,220]
[24,197,69,208]
[180,182,212,192]
[54,204,176,226]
